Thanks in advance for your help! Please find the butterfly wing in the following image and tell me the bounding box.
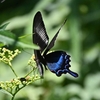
[33,11,48,77]
[44,51,78,77]
[34,50,44,77]
[43,19,67,56]
[33,11,49,52]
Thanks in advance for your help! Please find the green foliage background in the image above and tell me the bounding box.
[0,0,100,100]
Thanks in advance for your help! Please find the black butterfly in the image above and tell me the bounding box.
[33,11,78,78]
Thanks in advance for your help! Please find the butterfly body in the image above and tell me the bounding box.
[33,11,78,78]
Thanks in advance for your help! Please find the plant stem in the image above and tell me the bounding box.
[24,68,36,77]
[11,85,26,100]
[9,62,18,77]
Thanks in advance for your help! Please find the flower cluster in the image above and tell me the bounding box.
[0,48,21,66]
[0,75,40,96]
[0,48,41,99]
[28,54,37,69]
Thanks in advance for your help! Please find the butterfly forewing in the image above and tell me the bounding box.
[33,11,49,77]
[33,11,49,52]
[43,19,67,55]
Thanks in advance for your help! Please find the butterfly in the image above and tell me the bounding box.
[32,11,78,78]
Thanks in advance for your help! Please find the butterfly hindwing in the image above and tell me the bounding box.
[34,50,44,76]
[44,51,78,77]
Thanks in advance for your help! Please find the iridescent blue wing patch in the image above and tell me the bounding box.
[44,51,78,77]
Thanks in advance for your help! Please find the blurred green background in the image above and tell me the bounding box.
[0,0,100,100]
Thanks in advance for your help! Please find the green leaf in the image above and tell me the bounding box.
[0,43,5,47]
[0,30,39,49]
[0,23,9,30]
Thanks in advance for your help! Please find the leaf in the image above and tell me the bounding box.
[0,30,39,49]
[0,23,9,30]
[0,43,5,47]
